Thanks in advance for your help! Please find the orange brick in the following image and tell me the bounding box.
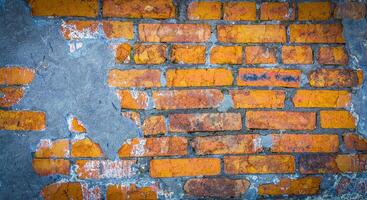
[139,24,211,43]
[171,45,206,64]
[238,68,301,88]
[115,43,131,64]
[260,2,293,21]
[246,111,316,130]
[343,133,367,151]
[271,134,339,153]
[28,0,98,17]
[318,46,348,65]
[103,0,175,19]
[61,20,99,40]
[298,2,331,20]
[0,87,24,107]
[169,113,242,133]
[100,160,136,178]
[217,25,286,43]
[282,46,313,64]
[68,116,87,133]
[258,177,322,196]
[153,89,223,110]
[32,159,70,176]
[192,134,262,155]
[245,46,277,64]
[71,138,104,158]
[230,90,285,108]
[320,110,356,129]
[75,160,100,179]
[108,69,161,88]
[309,69,362,88]
[122,111,141,127]
[0,67,35,85]
[143,115,166,135]
[224,155,295,174]
[335,154,367,173]
[210,46,243,64]
[42,182,83,200]
[118,137,187,157]
[106,184,157,200]
[187,2,222,20]
[116,90,148,110]
[223,2,256,21]
[334,2,366,20]
[134,44,167,64]
[102,21,134,40]
[293,90,351,108]
[150,158,221,178]
[35,139,69,158]
[290,24,345,43]
[0,110,46,131]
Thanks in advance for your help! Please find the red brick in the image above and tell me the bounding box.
[35,139,69,158]
[334,2,366,19]
[75,160,100,179]
[0,110,46,131]
[118,137,187,157]
[102,21,134,40]
[0,87,24,107]
[142,115,166,135]
[246,111,316,130]
[271,134,339,153]
[318,46,348,65]
[187,2,222,20]
[28,0,98,17]
[258,177,322,196]
[290,24,345,43]
[106,184,157,200]
[298,2,331,21]
[101,160,136,178]
[230,90,285,108]
[320,110,356,129]
[171,45,206,64]
[260,2,293,21]
[139,24,211,43]
[343,133,367,151]
[134,44,167,64]
[245,46,277,64]
[282,46,313,64]
[238,68,301,88]
[115,43,131,64]
[223,2,256,21]
[61,20,99,40]
[122,111,141,127]
[169,113,242,133]
[103,0,175,19]
[152,89,223,110]
[41,182,83,200]
[217,25,286,43]
[116,90,148,110]
[150,158,221,178]
[32,159,70,176]
[71,138,104,158]
[224,155,295,174]
[0,67,35,85]
[192,134,262,155]
[108,69,161,88]
[293,90,351,108]
[309,69,362,88]
[210,46,243,64]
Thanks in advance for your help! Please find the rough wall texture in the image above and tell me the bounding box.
[0,0,367,199]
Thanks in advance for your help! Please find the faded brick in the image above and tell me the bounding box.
[61,20,99,40]
[101,160,136,178]
[318,46,348,65]
[343,133,367,151]
[115,43,131,64]
[0,67,35,85]
[116,90,148,110]
[32,159,70,176]
[293,90,351,108]
[309,69,362,88]
[300,154,340,174]
[142,115,166,135]
[35,139,69,158]
[290,24,345,43]
[334,2,366,20]
[134,44,167,64]
[260,2,293,21]
[258,177,322,196]
[102,21,134,40]
[188,2,222,20]
[75,160,100,179]
[223,2,256,21]
[230,90,285,108]
[245,46,277,64]
[106,184,157,200]
[108,69,161,88]
[282,46,313,64]
[0,87,24,107]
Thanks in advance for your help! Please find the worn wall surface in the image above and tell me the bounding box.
[0,0,367,199]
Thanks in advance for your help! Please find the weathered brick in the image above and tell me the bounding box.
[245,46,277,64]
[187,2,221,20]
[343,133,367,151]
[210,46,243,64]
[298,2,331,21]
[223,2,256,21]
[230,90,285,108]
[171,45,206,64]
[82,185,101,200]
[68,116,87,133]
[143,115,166,135]
[119,137,187,157]
[300,154,340,174]
[42,182,83,200]
[139,24,211,43]
[152,89,223,110]
[0,67,35,85]
[238,68,301,88]
[61,20,99,40]
[184,178,250,198]
[28,0,98,17]
[75,160,100,179]
[0,87,24,107]
[246,111,316,130]
[101,160,136,178]
[122,111,141,127]
[336,154,367,173]
[103,0,175,19]
[258,177,322,196]
[192,134,262,155]
[320,110,356,129]
[35,139,69,158]
[108,69,161,88]
[282,46,313,64]
[334,2,366,20]
[134,44,167,64]
[309,69,362,88]
[106,184,157,200]
[293,90,351,108]
[166,68,233,87]
[260,2,293,21]
[150,158,221,178]
[102,21,134,40]
[224,155,295,174]
[0,110,46,131]
[32,159,70,176]
[71,138,104,158]
[290,24,345,43]
[217,25,286,43]
[318,46,348,65]
[169,113,242,133]
[271,134,339,153]
[116,90,148,110]
[115,43,131,64]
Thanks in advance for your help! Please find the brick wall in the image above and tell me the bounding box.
[2,0,367,199]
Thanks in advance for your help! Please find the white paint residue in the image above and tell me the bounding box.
[132,139,146,156]
[101,160,136,178]
[253,136,262,151]
[37,139,53,150]
[81,183,101,200]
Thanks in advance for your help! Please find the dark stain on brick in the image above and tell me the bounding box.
[242,73,269,81]
[275,74,299,82]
